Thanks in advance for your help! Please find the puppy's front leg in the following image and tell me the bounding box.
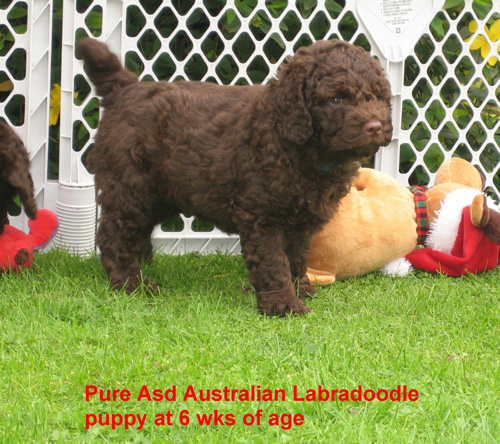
[0,195,11,234]
[239,227,310,317]
[285,229,319,300]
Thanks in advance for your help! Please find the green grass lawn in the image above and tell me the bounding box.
[0,250,499,443]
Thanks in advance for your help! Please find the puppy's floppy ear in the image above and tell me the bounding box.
[0,122,37,220]
[6,168,37,220]
[268,52,314,146]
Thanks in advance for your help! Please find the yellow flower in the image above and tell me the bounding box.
[49,83,61,126]
[466,19,500,66]
[0,80,13,92]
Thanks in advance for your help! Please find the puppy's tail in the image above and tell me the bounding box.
[76,38,138,98]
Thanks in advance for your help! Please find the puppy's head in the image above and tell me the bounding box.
[270,39,393,164]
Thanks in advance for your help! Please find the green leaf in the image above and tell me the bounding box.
[85,11,102,29]
[430,16,444,37]
[227,9,236,25]
[453,109,469,118]
[235,0,256,16]
[279,21,289,32]
[7,6,27,20]
[186,9,204,27]
[303,0,316,11]
[266,1,287,18]
[271,34,285,49]
[326,0,343,14]
[444,0,464,9]
[77,124,88,141]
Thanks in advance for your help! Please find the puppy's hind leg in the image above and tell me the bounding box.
[137,209,182,264]
[0,193,12,234]
[137,223,155,265]
[285,229,319,300]
[97,211,159,294]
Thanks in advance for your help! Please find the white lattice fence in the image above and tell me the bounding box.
[398,0,500,202]
[3,0,500,254]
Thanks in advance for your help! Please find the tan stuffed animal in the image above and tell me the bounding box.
[307,158,500,283]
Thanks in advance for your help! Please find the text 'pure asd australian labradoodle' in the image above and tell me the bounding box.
[77,37,393,316]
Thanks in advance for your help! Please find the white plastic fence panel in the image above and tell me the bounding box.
[397,0,500,201]
[55,0,500,254]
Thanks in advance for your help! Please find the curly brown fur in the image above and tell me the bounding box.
[78,38,393,316]
[0,120,37,234]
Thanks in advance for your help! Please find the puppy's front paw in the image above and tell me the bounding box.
[298,283,318,300]
[113,275,159,295]
[296,276,318,300]
[257,290,310,317]
[139,278,161,295]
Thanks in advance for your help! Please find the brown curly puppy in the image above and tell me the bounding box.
[0,120,37,234]
[77,38,393,316]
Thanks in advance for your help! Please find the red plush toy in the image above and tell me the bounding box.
[0,209,58,272]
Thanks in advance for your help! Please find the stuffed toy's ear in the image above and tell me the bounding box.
[434,158,484,190]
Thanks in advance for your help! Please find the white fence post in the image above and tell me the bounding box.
[53,0,127,254]
[357,0,447,179]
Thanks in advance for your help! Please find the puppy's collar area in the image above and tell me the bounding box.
[313,161,361,173]
[316,166,337,173]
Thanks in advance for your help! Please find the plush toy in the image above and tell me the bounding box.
[0,209,58,272]
[307,158,500,284]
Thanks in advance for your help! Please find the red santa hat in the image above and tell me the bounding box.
[405,188,499,276]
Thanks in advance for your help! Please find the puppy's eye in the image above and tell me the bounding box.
[331,97,343,105]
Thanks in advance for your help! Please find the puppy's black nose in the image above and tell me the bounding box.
[364,120,382,136]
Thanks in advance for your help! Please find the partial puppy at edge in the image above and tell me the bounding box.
[0,120,37,234]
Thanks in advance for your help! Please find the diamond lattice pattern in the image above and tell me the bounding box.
[66,0,500,251]
[400,0,500,201]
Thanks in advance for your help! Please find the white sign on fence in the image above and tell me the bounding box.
[357,0,445,61]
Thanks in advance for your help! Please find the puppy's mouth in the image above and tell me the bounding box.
[327,122,392,154]
[356,127,393,154]
[305,122,392,173]
[352,117,393,144]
